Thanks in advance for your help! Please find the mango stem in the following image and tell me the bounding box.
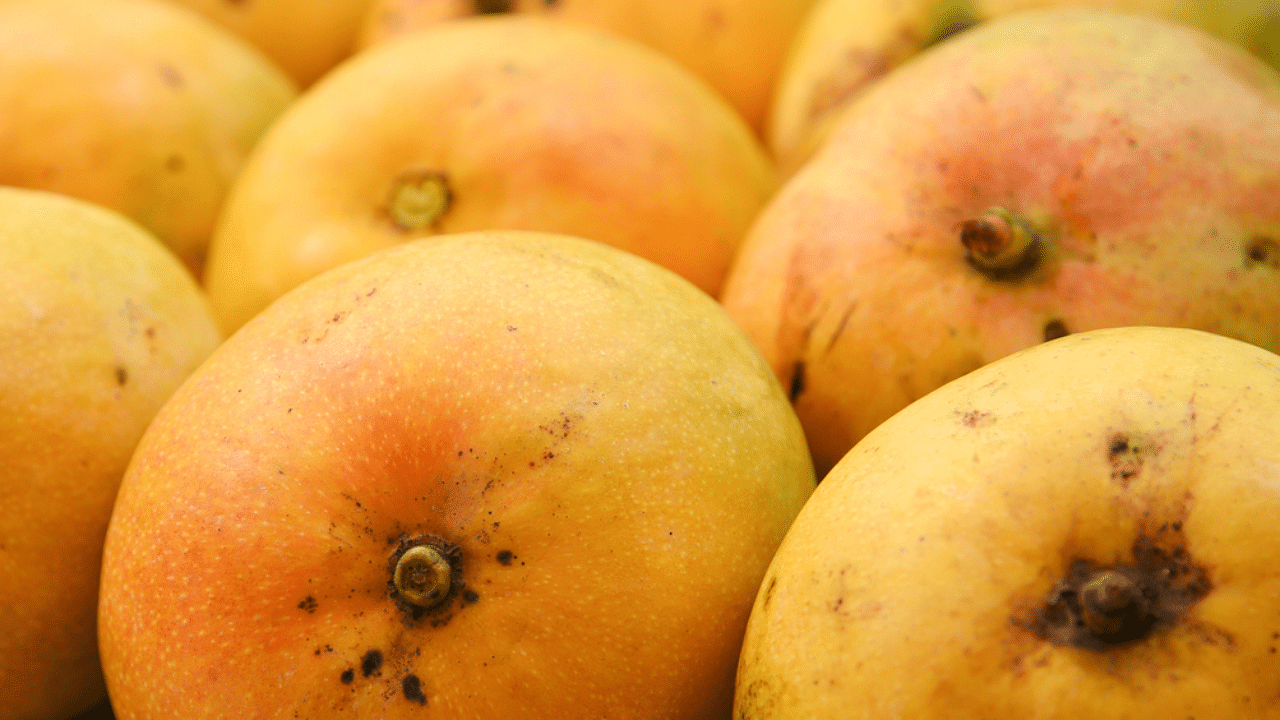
[959,207,1042,281]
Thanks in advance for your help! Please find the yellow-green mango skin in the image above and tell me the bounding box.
[736,326,1280,719]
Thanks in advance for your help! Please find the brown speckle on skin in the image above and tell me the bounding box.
[496,550,513,566]
[1107,433,1146,486]
[340,669,354,684]
[156,63,183,88]
[297,596,317,613]
[115,366,128,386]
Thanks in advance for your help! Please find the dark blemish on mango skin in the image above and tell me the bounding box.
[296,596,318,613]
[361,649,383,678]
[403,674,427,705]
[340,669,354,684]
[1246,236,1280,268]
[789,361,806,402]
[496,550,513,566]
[156,63,183,88]
[474,0,514,13]
[115,366,128,386]
[1023,532,1217,652]
[761,576,778,612]
[1107,433,1145,487]
[1042,319,1069,342]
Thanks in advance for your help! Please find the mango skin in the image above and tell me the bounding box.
[102,231,815,720]
[0,0,298,276]
[768,0,1280,172]
[357,0,819,133]
[0,187,221,720]
[736,326,1280,719]
[204,15,777,335]
[771,0,1280,174]
[166,0,376,87]
[722,9,1280,477]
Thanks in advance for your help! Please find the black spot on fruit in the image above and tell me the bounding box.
[1107,433,1146,486]
[297,596,317,613]
[462,589,479,604]
[115,366,128,386]
[1024,534,1216,651]
[789,362,805,402]
[496,550,513,565]
[1246,236,1280,268]
[361,650,383,678]
[403,674,427,705]
[340,669,354,684]
[1042,319,1069,342]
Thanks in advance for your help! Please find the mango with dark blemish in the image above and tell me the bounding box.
[723,9,1280,478]
[737,326,1280,719]
[100,231,815,719]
